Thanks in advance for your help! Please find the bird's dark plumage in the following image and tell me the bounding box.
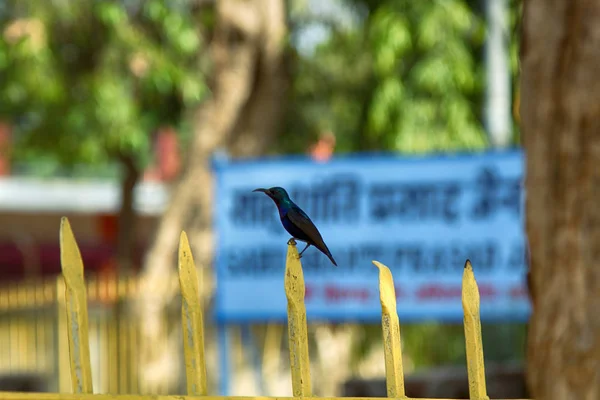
[253,186,337,266]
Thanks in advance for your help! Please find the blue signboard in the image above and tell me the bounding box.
[213,150,530,324]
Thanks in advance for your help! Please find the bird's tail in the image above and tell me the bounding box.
[325,248,337,267]
[313,242,337,266]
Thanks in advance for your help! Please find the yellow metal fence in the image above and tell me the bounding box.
[0,281,57,391]
[0,264,181,393]
[0,217,532,400]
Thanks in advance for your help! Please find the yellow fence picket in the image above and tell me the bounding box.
[284,239,312,397]
[178,231,208,396]
[372,261,406,398]
[462,260,489,400]
[59,217,93,394]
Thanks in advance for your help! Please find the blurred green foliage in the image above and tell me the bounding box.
[281,0,522,155]
[0,0,208,176]
[0,0,523,171]
[348,321,526,373]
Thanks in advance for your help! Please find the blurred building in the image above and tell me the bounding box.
[0,181,166,280]
[0,126,180,281]
[0,125,179,393]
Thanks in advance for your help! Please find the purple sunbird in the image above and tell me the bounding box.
[253,186,337,266]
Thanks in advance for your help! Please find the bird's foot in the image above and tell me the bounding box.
[298,243,310,260]
[287,238,297,246]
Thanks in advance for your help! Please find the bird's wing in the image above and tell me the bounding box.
[287,207,327,249]
[287,207,337,266]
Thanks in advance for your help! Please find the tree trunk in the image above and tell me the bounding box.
[116,152,140,277]
[226,0,289,158]
[136,0,288,393]
[520,1,600,399]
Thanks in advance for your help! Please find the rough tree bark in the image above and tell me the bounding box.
[136,0,288,393]
[520,1,600,399]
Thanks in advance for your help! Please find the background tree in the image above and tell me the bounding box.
[521,0,600,398]
[136,0,289,392]
[280,0,498,154]
[0,0,207,273]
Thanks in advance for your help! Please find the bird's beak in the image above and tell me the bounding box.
[252,188,268,194]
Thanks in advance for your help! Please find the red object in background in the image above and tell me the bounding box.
[305,285,314,300]
[156,127,180,181]
[310,131,336,163]
[97,214,118,244]
[96,214,119,275]
[0,122,12,176]
[144,126,181,182]
[0,241,139,281]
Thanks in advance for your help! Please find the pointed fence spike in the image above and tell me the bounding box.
[462,259,489,400]
[285,240,311,397]
[373,260,406,398]
[178,231,208,395]
[59,217,93,394]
